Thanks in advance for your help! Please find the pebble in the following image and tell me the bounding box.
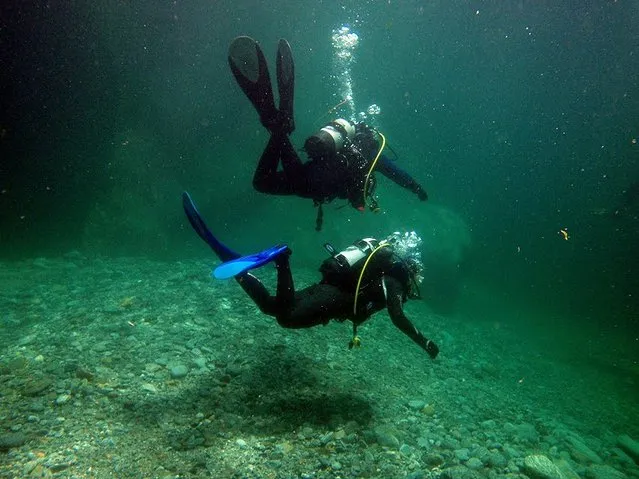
[145,363,162,373]
[440,465,477,479]
[587,464,627,479]
[169,364,189,379]
[611,447,636,465]
[22,460,39,475]
[505,445,521,458]
[455,448,470,461]
[423,453,445,467]
[408,399,426,410]
[417,436,431,448]
[6,357,28,370]
[21,377,53,397]
[141,383,158,393]
[0,432,27,451]
[480,419,496,429]
[374,426,400,449]
[567,435,602,464]
[226,363,243,377]
[193,357,207,369]
[487,451,507,467]
[515,423,539,443]
[422,404,436,416]
[400,443,414,456]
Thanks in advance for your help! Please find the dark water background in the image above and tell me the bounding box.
[1,1,638,356]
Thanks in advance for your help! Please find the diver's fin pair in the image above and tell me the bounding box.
[228,36,295,134]
[182,192,290,279]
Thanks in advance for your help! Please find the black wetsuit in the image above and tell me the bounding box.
[253,133,428,210]
[234,246,439,359]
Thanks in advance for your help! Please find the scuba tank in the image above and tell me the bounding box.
[320,238,381,289]
[334,238,378,267]
[303,119,356,159]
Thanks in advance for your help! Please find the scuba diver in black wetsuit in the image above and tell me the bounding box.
[228,36,429,230]
[183,192,439,359]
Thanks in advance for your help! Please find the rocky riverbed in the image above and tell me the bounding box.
[0,254,637,479]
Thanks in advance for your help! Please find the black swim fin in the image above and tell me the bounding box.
[276,39,295,133]
[228,36,279,131]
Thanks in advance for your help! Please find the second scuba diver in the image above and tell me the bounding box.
[228,36,429,230]
[183,192,439,359]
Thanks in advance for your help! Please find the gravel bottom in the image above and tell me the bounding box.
[0,254,637,479]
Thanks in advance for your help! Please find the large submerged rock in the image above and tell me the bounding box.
[617,434,639,464]
[523,454,564,479]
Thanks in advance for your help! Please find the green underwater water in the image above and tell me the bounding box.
[1,0,638,476]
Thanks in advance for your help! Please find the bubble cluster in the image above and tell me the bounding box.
[385,231,424,283]
[332,26,359,59]
[357,103,382,127]
[330,26,383,128]
[331,25,359,120]
[366,104,381,116]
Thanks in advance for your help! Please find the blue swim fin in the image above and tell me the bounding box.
[213,244,290,280]
[182,192,240,262]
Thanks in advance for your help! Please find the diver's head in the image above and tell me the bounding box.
[385,231,424,297]
[304,118,356,159]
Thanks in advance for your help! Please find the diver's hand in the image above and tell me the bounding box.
[416,187,428,202]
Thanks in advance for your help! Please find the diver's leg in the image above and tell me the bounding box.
[235,272,278,315]
[279,134,304,175]
[253,133,298,195]
[274,251,294,309]
[234,250,293,317]
[226,249,347,330]
[276,283,352,329]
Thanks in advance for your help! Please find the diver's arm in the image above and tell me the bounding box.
[376,156,428,201]
[384,276,439,359]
